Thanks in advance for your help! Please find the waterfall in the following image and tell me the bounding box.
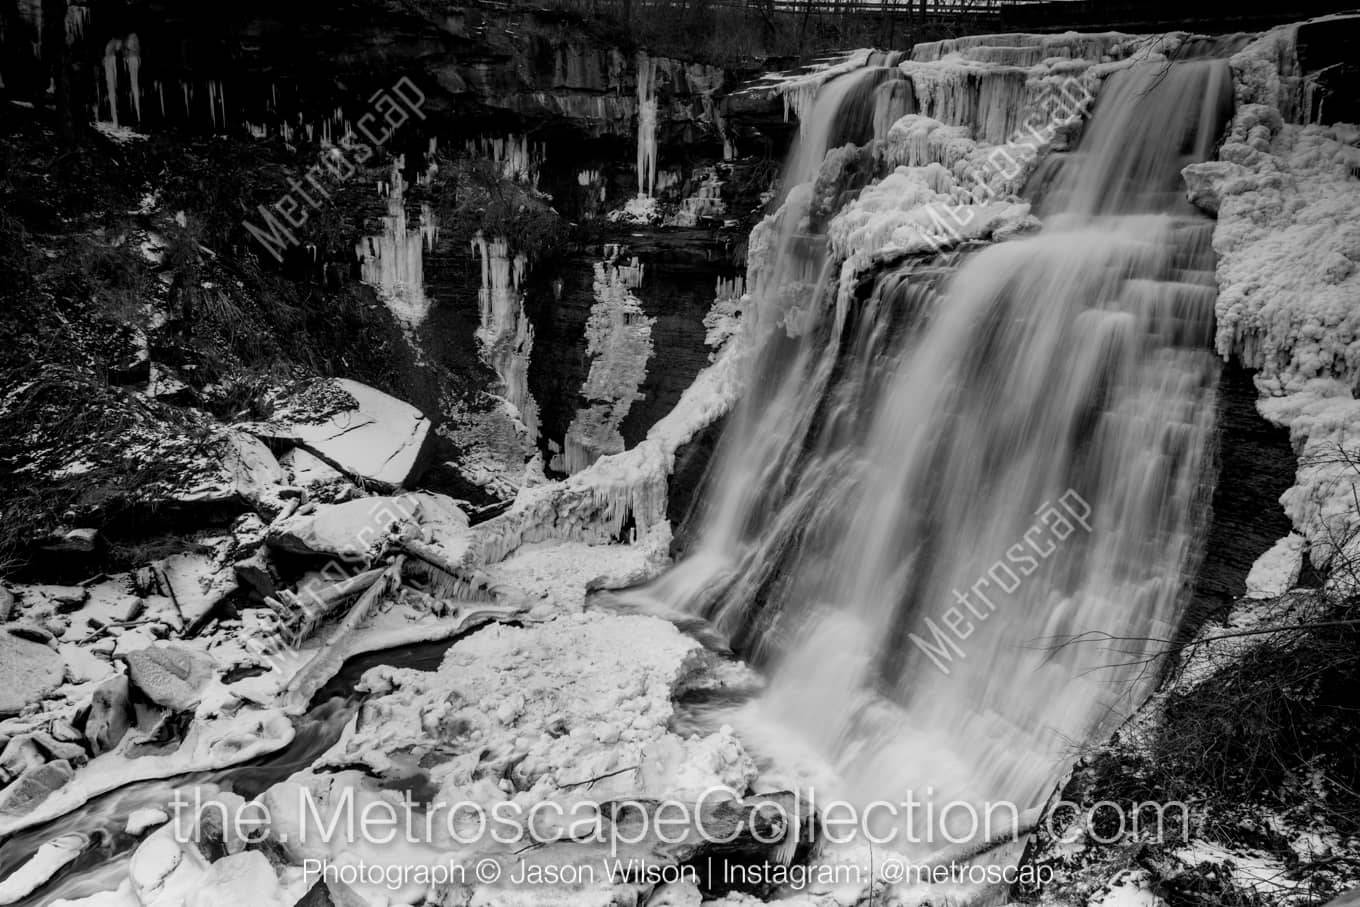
[637,58,1233,852]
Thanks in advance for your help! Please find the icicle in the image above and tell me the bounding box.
[103,38,122,127]
[124,34,142,121]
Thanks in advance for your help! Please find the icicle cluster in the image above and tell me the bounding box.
[466,134,545,186]
[355,158,438,328]
[471,233,540,438]
[100,33,142,127]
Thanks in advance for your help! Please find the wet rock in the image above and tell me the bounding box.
[0,759,74,817]
[125,644,215,711]
[233,548,278,599]
[86,674,135,753]
[0,627,65,717]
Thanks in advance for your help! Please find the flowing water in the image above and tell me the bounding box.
[636,59,1234,850]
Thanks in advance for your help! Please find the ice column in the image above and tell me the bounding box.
[636,53,659,198]
[471,233,540,438]
[562,252,655,474]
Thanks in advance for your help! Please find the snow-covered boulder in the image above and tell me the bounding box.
[266,492,470,563]
[0,627,65,717]
[244,379,434,490]
[124,644,215,712]
[85,674,135,754]
[0,760,74,817]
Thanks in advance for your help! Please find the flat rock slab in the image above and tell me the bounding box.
[244,379,433,490]
[0,628,65,717]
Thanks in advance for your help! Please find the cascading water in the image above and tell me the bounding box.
[638,58,1233,852]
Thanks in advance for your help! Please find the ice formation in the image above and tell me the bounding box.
[562,254,655,474]
[314,612,753,808]
[471,232,540,438]
[636,52,659,197]
[1185,20,1360,578]
[670,166,727,226]
[355,158,439,329]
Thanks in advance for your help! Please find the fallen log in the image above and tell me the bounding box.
[278,556,405,712]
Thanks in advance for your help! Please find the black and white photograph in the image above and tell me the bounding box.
[1,0,1359,904]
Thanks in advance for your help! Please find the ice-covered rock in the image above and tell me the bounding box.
[125,807,170,836]
[0,627,65,717]
[0,833,87,904]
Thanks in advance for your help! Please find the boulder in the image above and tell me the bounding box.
[86,674,135,753]
[125,644,215,712]
[125,807,170,835]
[233,548,278,599]
[244,379,434,490]
[219,429,288,516]
[0,585,14,621]
[266,493,470,563]
[0,759,74,817]
[0,628,65,717]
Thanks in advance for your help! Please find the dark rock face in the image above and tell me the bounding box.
[1183,363,1297,628]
